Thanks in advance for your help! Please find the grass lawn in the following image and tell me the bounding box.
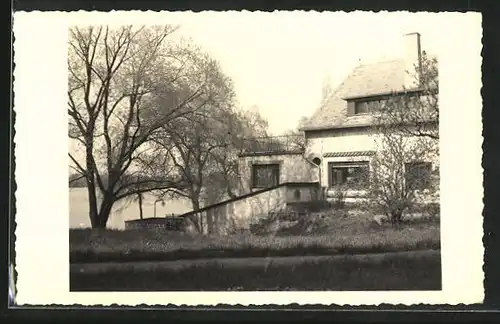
[70,250,441,291]
[70,212,441,291]
[70,212,440,263]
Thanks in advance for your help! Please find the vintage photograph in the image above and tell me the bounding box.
[67,13,442,292]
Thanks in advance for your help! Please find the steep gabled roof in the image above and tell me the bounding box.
[302,57,436,132]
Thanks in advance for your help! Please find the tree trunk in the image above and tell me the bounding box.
[390,210,403,227]
[85,133,101,229]
[93,214,108,229]
[85,167,99,229]
[87,183,99,229]
[191,197,203,233]
[138,193,144,220]
[93,195,114,229]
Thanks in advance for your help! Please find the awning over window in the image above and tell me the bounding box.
[323,151,375,158]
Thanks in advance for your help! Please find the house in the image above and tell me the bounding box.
[237,32,439,203]
[180,32,439,234]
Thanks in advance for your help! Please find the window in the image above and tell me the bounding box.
[354,101,370,114]
[405,162,432,190]
[328,161,369,189]
[349,99,387,116]
[252,163,280,188]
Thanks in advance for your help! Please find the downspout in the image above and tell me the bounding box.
[318,163,322,197]
[301,139,323,199]
[320,138,325,199]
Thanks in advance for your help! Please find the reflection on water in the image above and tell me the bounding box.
[69,188,193,230]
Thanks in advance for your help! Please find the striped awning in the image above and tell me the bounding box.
[323,150,375,158]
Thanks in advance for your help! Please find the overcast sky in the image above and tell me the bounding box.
[68,11,458,161]
[162,11,446,134]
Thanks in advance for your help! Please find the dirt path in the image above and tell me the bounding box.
[71,249,440,274]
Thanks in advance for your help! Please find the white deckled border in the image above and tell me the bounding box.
[13,10,484,306]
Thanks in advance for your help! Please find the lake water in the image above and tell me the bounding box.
[69,188,193,230]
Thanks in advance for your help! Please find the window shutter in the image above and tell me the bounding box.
[347,101,355,116]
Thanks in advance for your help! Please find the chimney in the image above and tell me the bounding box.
[403,32,422,89]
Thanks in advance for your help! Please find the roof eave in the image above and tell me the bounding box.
[301,118,438,133]
[342,88,427,101]
[301,123,372,132]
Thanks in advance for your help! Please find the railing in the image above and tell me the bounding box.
[239,135,305,155]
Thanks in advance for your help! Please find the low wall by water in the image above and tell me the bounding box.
[124,217,186,231]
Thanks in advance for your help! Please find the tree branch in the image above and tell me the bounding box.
[68,153,86,175]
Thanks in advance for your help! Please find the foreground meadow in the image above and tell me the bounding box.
[71,250,441,291]
[70,211,440,263]
[70,212,441,291]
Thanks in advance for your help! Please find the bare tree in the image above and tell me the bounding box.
[68,25,224,228]
[206,107,271,201]
[154,120,229,232]
[365,127,437,224]
[360,52,439,225]
[281,116,308,151]
[146,102,273,233]
[135,51,236,232]
[236,106,270,138]
[377,51,439,141]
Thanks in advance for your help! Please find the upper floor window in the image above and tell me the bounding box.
[348,98,387,116]
[354,101,370,114]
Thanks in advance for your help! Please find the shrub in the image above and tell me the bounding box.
[332,189,346,210]
[306,200,331,213]
[423,203,440,218]
[287,200,331,214]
